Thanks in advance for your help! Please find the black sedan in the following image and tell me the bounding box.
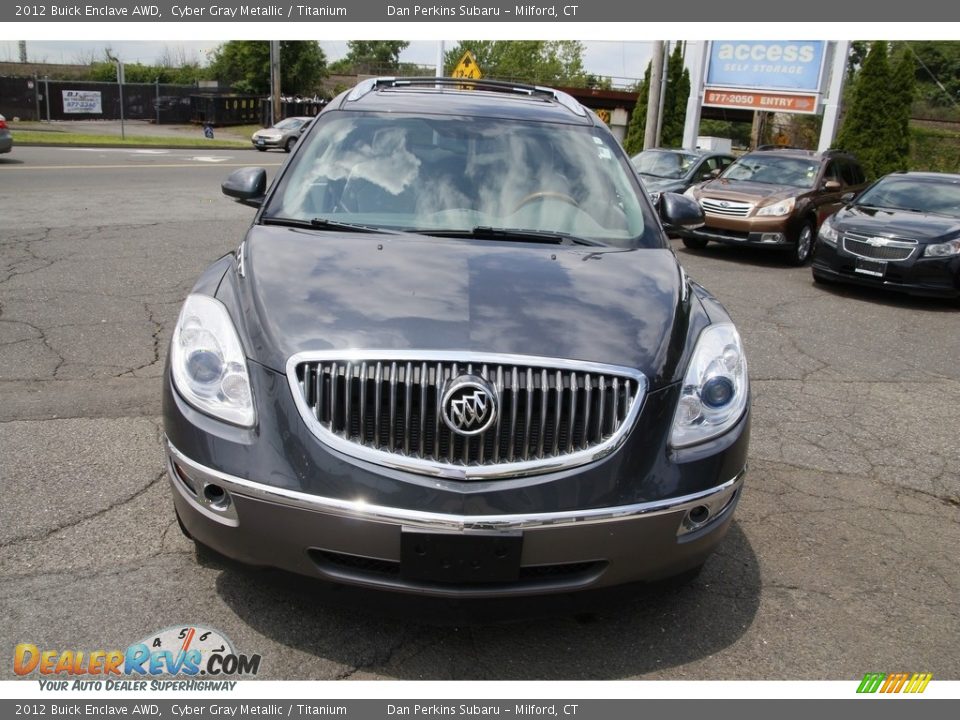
[164,78,749,597]
[812,172,960,300]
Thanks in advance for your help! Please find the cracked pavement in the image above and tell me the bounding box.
[1,147,958,681]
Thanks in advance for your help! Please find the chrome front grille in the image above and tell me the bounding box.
[700,198,753,217]
[842,233,917,262]
[287,352,646,480]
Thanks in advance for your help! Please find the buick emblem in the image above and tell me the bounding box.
[441,374,498,436]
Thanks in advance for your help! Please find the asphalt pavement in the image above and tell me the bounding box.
[1,146,958,681]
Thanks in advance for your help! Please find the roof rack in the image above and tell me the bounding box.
[345,76,587,117]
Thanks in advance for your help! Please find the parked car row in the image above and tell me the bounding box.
[634,147,959,301]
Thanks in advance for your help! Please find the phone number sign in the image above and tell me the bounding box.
[703,89,820,115]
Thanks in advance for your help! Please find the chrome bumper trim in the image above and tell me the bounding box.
[166,438,746,532]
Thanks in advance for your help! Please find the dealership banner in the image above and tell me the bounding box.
[2,1,959,22]
[61,90,103,114]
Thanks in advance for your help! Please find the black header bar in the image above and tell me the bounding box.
[5,1,960,22]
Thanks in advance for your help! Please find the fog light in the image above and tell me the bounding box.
[202,483,231,511]
[760,233,784,243]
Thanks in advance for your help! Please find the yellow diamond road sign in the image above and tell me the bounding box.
[452,51,482,80]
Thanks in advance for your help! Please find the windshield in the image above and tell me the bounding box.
[274,118,304,130]
[633,150,698,179]
[263,112,655,247]
[721,155,820,188]
[856,176,960,218]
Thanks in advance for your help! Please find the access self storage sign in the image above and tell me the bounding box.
[706,41,826,93]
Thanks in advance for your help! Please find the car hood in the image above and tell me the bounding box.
[233,225,689,388]
[697,178,801,203]
[836,205,960,242]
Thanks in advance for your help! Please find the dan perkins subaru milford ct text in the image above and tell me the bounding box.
[387,5,580,17]
[387,705,579,715]
[164,77,750,598]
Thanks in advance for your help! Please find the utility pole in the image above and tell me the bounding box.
[655,41,671,147]
[818,41,851,152]
[106,51,125,140]
[682,41,709,150]
[644,41,665,150]
[270,40,281,126]
[435,40,445,77]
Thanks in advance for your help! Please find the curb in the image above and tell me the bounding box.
[15,141,254,150]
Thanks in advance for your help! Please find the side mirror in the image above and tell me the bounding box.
[222,167,267,208]
[298,119,313,135]
[841,191,856,203]
[660,192,705,230]
[822,179,842,191]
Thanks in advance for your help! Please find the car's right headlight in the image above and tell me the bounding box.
[924,239,960,257]
[818,215,839,247]
[756,197,795,217]
[670,323,749,448]
[170,294,256,427]
[683,186,699,200]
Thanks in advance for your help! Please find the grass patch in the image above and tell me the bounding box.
[11,130,250,150]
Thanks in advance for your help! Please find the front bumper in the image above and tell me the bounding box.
[680,212,797,247]
[251,136,283,149]
[167,438,745,597]
[812,241,960,299]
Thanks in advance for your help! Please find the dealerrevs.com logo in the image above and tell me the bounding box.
[14,625,261,691]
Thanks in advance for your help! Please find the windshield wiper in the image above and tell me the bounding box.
[261,216,410,235]
[421,226,605,246]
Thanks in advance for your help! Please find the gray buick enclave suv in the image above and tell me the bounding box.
[163,78,750,597]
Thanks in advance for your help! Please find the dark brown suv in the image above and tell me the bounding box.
[680,149,868,265]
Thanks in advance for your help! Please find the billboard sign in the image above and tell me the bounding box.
[62,90,102,114]
[706,41,826,93]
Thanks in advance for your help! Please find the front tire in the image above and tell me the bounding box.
[682,237,709,250]
[788,220,815,266]
[284,138,296,153]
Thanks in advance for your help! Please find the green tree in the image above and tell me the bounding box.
[622,64,651,155]
[208,41,327,95]
[339,41,410,72]
[622,42,691,154]
[837,41,910,178]
[907,41,960,108]
[891,48,916,164]
[90,62,210,85]
[442,41,588,86]
[660,42,691,147]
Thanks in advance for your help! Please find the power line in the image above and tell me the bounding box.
[905,42,960,110]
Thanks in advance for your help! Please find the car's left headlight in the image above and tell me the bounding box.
[170,294,255,427]
[924,239,960,257]
[818,215,839,247]
[756,198,795,217]
[670,323,749,448]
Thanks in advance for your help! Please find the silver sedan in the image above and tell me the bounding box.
[251,116,312,153]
